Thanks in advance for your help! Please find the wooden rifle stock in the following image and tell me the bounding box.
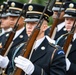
[1,30,16,56]
[49,0,64,39]
[63,33,73,54]
[1,23,19,56]
[49,18,59,38]
[13,0,56,75]
[63,20,76,54]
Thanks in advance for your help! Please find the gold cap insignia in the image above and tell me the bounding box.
[11,2,15,7]
[1,5,4,9]
[69,3,74,8]
[28,5,33,11]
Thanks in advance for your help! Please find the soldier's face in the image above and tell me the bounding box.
[8,16,18,28]
[8,16,24,30]
[1,17,11,30]
[26,22,38,37]
[65,17,75,32]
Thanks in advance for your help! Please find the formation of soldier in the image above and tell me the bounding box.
[0,0,75,75]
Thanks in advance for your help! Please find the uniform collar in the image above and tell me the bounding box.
[33,36,45,49]
[33,35,55,49]
[57,22,65,31]
[13,27,25,40]
[73,33,76,41]
[2,28,12,34]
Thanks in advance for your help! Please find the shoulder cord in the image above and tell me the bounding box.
[50,49,57,64]
[12,43,25,69]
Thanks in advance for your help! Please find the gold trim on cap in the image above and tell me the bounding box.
[66,8,76,11]
[27,11,49,17]
[9,7,22,11]
[55,2,63,4]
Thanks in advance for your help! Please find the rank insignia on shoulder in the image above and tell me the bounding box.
[58,50,65,54]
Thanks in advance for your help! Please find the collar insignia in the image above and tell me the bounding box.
[41,46,45,50]
[19,35,23,38]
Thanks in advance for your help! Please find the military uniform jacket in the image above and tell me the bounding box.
[20,37,66,75]
[2,28,28,75]
[54,26,68,40]
[65,39,76,75]
[56,33,76,75]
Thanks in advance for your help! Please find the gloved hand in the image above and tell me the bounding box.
[14,56,34,75]
[0,55,9,68]
[66,58,71,71]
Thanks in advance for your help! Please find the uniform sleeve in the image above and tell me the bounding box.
[49,49,66,75]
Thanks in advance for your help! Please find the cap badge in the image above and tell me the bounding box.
[41,46,45,50]
[28,5,33,11]
[11,2,15,7]
[69,3,74,8]
[1,5,4,9]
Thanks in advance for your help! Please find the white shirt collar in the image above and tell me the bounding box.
[2,28,12,34]
[57,22,65,31]
[33,35,55,49]
[13,27,25,40]
[73,33,76,41]
[33,36,45,49]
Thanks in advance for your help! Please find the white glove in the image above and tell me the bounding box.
[66,58,71,71]
[0,55,9,68]
[14,56,34,75]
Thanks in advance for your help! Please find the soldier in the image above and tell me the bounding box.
[55,2,76,75]
[13,4,66,75]
[45,0,72,40]
[0,1,28,74]
[0,2,12,35]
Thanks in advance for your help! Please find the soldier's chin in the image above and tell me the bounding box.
[27,33,31,37]
[67,29,71,32]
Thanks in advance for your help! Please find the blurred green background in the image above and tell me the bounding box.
[0,0,76,25]
[0,0,76,4]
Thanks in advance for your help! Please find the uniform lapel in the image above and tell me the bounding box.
[30,38,48,63]
[11,28,28,48]
[55,26,68,40]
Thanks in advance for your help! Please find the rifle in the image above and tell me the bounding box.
[12,0,56,75]
[49,0,64,39]
[63,19,76,57]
